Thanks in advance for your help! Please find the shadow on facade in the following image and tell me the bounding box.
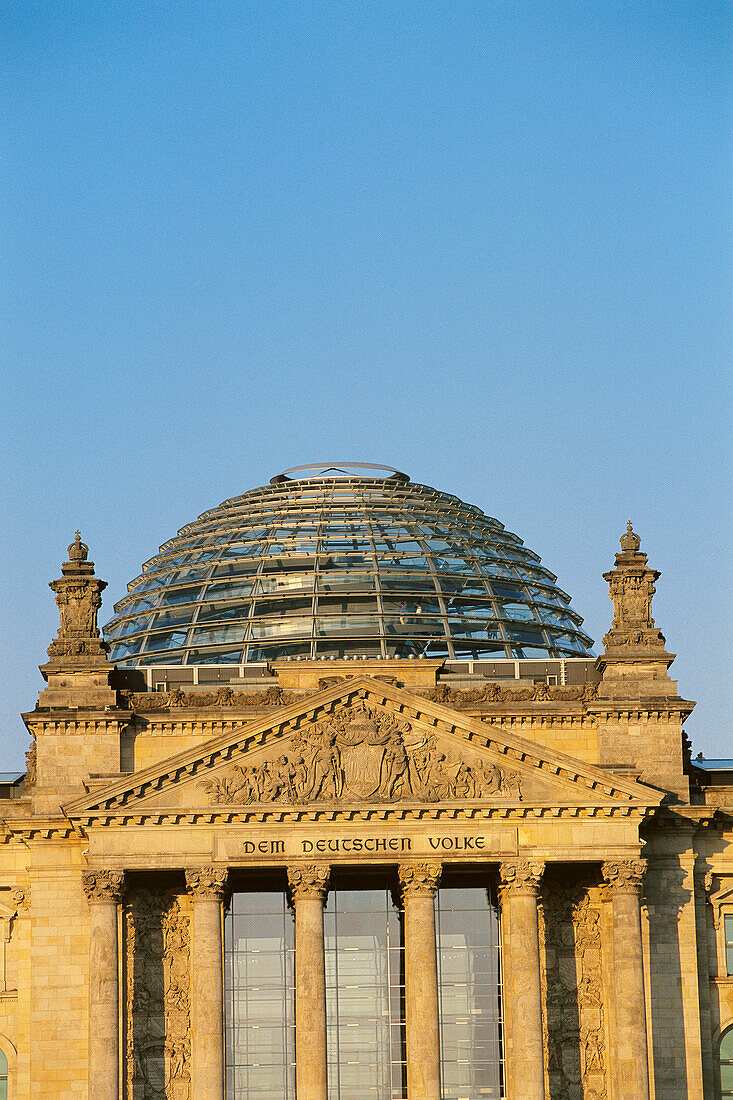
[124,873,190,1100]
[540,867,606,1100]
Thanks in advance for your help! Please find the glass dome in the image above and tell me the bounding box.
[103,464,595,665]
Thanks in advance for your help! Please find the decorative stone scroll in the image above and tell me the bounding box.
[427,681,599,705]
[601,859,646,893]
[184,867,229,902]
[82,869,125,904]
[287,864,330,902]
[398,862,441,896]
[201,702,523,806]
[499,860,545,894]
[121,685,297,711]
[539,877,608,1100]
[125,887,191,1100]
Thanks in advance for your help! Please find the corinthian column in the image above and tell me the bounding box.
[602,859,650,1100]
[83,869,125,1100]
[498,860,545,1100]
[398,862,442,1100]
[288,864,330,1100]
[185,866,229,1100]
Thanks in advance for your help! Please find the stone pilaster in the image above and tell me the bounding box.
[83,870,125,1100]
[186,866,229,1100]
[602,859,650,1100]
[288,864,330,1100]
[398,862,442,1100]
[499,860,545,1100]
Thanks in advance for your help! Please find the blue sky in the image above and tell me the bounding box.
[1,2,730,765]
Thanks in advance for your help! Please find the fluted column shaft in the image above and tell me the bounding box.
[499,860,545,1100]
[83,870,125,1100]
[603,859,650,1100]
[399,862,442,1100]
[186,867,229,1100]
[288,864,330,1100]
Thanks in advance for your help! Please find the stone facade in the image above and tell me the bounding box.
[0,527,729,1098]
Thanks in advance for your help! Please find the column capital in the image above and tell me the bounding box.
[602,858,646,894]
[82,869,125,904]
[185,866,229,901]
[287,863,330,902]
[398,862,442,897]
[498,859,545,895]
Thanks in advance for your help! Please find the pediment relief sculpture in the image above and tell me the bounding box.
[200,702,522,806]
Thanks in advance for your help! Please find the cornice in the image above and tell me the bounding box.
[72,800,655,830]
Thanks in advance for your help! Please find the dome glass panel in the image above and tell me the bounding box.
[103,465,595,664]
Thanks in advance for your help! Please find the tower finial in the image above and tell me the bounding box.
[620,521,641,553]
[68,530,89,563]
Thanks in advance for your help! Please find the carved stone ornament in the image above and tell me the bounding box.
[499,859,545,894]
[121,684,295,711]
[398,862,442,896]
[24,741,36,786]
[46,532,110,660]
[201,702,523,806]
[601,858,646,893]
[125,887,191,1100]
[540,878,608,1100]
[287,864,330,901]
[82,869,125,904]
[602,524,667,653]
[11,887,29,912]
[184,867,229,901]
[427,680,599,705]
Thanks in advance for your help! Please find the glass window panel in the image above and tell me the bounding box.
[316,596,379,616]
[443,599,497,618]
[253,597,314,618]
[143,630,189,652]
[497,601,536,622]
[325,888,406,1100]
[108,639,143,660]
[197,600,254,624]
[154,607,199,629]
[192,624,249,645]
[249,618,312,640]
[318,572,375,593]
[381,596,442,616]
[436,884,503,1100]
[246,642,313,661]
[721,1024,733,1058]
[316,616,380,637]
[378,573,439,594]
[258,573,316,595]
[447,621,502,641]
[383,615,444,637]
[115,614,155,637]
[225,890,295,1100]
[186,647,243,664]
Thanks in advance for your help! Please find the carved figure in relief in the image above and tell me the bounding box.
[309,730,342,799]
[201,702,524,806]
[380,731,410,799]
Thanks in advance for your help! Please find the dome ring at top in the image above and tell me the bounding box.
[103,470,595,666]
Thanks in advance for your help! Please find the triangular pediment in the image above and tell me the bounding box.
[64,676,662,821]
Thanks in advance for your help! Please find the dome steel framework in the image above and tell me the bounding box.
[104,466,595,665]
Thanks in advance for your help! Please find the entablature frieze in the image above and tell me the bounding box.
[70,801,655,830]
[586,701,695,720]
[21,715,132,736]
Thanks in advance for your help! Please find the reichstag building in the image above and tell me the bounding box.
[0,462,731,1100]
